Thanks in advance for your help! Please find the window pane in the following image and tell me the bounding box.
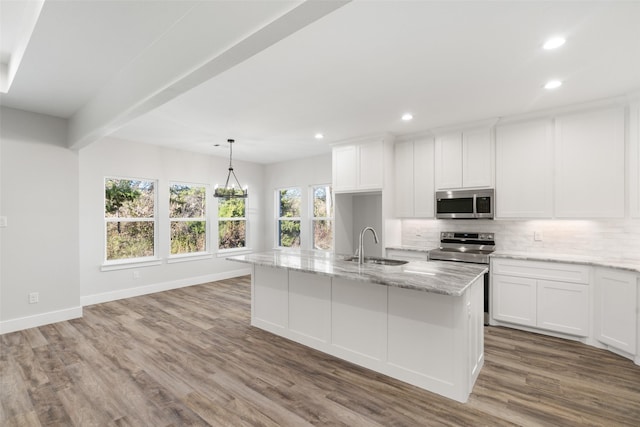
[105,179,154,218]
[218,198,245,218]
[313,186,332,217]
[106,222,154,260]
[219,220,246,249]
[279,220,300,248]
[171,221,206,254]
[313,220,333,250]
[279,188,301,217]
[170,185,205,218]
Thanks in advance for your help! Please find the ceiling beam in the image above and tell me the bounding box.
[68,0,351,151]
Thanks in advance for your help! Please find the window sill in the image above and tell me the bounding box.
[101,258,162,272]
[167,253,214,264]
[217,248,253,258]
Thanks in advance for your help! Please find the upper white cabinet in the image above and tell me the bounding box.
[394,137,435,217]
[435,128,493,190]
[495,120,553,218]
[594,268,637,355]
[630,102,640,218]
[333,137,391,193]
[555,107,625,218]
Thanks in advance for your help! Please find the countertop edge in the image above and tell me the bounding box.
[490,252,640,274]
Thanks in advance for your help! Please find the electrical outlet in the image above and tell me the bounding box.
[132,270,140,279]
[0,216,7,227]
[29,292,39,304]
[534,231,543,242]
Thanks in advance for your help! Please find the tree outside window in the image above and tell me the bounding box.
[169,183,206,255]
[105,178,155,261]
[312,185,333,250]
[278,188,301,248]
[218,198,246,250]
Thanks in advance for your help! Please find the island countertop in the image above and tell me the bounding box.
[227,250,487,296]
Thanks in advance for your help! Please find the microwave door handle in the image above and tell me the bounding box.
[473,194,478,218]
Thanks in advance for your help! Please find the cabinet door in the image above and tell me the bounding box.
[595,268,637,354]
[492,275,537,327]
[496,120,553,218]
[537,280,588,336]
[333,145,357,191]
[555,107,625,218]
[413,137,435,217]
[394,140,414,217]
[462,128,492,188]
[630,102,640,218]
[435,132,463,189]
[358,140,383,189]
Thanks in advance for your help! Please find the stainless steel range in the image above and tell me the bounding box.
[428,232,495,264]
[429,232,495,324]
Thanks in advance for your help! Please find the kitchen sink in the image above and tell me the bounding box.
[343,256,408,266]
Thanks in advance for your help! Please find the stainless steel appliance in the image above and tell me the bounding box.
[429,232,495,324]
[435,188,494,219]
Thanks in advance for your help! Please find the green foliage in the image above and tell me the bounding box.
[170,185,205,218]
[279,188,301,217]
[106,222,154,260]
[219,221,246,249]
[171,221,206,254]
[279,220,300,247]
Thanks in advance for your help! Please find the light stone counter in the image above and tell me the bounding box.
[227,250,487,297]
[491,251,640,274]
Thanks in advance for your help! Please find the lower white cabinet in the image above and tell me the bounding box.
[491,259,589,337]
[594,268,637,355]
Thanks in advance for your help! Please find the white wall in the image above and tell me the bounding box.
[263,153,332,250]
[0,107,81,333]
[78,137,264,304]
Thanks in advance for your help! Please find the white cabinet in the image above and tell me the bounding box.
[630,102,640,218]
[333,138,388,193]
[394,137,435,217]
[555,107,625,218]
[594,268,637,355]
[435,128,493,190]
[495,120,553,218]
[491,258,590,337]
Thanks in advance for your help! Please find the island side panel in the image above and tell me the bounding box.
[253,265,289,332]
[331,278,388,364]
[288,270,332,346]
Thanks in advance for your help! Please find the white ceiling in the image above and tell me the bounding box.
[1,0,640,164]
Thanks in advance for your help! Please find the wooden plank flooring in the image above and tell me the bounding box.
[2,275,640,426]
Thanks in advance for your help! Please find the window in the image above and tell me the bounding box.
[277,187,301,248]
[312,185,333,250]
[169,183,207,255]
[105,178,155,261]
[218,198,246,250]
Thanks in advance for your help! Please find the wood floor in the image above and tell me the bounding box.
[2,276,640,426]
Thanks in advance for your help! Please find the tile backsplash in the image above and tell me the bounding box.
[401,219,640,262]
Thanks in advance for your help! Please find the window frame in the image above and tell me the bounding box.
[276,186,302,249]
[310,184,334,252]
[103,176,158,267]
[168,181,209,259]
[217,196,249,253]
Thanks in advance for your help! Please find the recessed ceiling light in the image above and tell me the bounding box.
[314,133,324,139]
[402,113,413,121]
[544,80,562,90]
[543,36,566,50]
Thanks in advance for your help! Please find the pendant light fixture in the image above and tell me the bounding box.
[214,139,248,199]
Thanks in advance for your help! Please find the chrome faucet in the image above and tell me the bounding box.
[358,226,379,264]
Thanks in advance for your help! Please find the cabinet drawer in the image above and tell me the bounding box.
[491,258,589,284]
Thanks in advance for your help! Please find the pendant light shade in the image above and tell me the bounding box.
[214,139,248,199]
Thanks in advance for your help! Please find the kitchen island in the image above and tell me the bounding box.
[227,250,487,403]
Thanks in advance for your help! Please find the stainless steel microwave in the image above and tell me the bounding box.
[435,189,495,219]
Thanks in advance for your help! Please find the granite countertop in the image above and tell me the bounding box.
[491,251,640,274]
[386,245,431,253]
[227,250,487,297]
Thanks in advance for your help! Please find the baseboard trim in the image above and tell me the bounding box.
[81,268,251,307]
[0,306,83,335]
